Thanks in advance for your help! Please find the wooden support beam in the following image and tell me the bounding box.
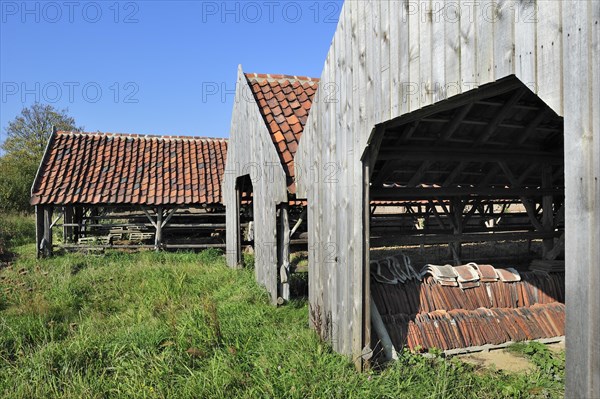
[542,165,555,257]
[362,155,371,371]
[475,89,526,145]
[371,186,562,200]
[155,206,163,251]
[407,161,432,187]
[63,207,74,243]
[373,159,401,186]
[442,161,469,186]
[371,230,561,247]
[289,208,307,238]
[398,121,420,144]
[278,204,291,303]
[377,146,563,164]
[236,183,243,267]
[449,199,466,265]
[440,103,473,141]
[427,200,449,230]
[521,198,545,232]
[35,205,44,259]
[161,207,179,228]
[143,208,157,228]
[517,163,540,186]
[515,108,550,145]
[43,206,53,258]
[382,78,525,131]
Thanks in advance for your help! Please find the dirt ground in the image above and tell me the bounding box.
[458,341,565,373]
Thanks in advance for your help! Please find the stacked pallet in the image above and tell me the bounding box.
[371,257,565,352]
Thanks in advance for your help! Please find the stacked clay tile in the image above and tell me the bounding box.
[370,257,565,352]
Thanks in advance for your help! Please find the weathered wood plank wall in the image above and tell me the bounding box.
[564,1,600,396]
[296,0,600,391]
[224,66,288,304]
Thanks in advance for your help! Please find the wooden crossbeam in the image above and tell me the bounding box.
[427,200,450,229]
[440,103,473,141]
[370,186,562,200]
[373,159,401,186]
[476,89,526,145]
[517,163,539,186]
[515,108,550,145]
[377,146,562,164]
[442,161,469,186]
[481,164,501,186]
[383,77,524,130]
[407,161,432,187]
[142,208,157,228]
[398,121,420,144]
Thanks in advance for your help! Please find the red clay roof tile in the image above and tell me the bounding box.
[31,131,227,206]
[244,72,319,192]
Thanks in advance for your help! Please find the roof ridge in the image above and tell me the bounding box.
[244,72,320,84]
[55,131,228,142]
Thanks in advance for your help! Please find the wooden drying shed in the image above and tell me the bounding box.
[224,66,318,304]
[294,1,598,396]
[31,130,228,257]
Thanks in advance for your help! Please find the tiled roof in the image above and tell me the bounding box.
[31,131,227,206]
[245,73,319,194]
[371,256,565,352]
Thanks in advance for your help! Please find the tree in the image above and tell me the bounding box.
[0,103,82,213]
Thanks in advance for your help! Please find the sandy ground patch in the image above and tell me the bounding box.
[459,349,536,373]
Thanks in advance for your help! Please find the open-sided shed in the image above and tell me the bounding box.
[295,1,598,395]
[224,66,318,304]
[31,130,228,256]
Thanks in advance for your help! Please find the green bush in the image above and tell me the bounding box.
[0,214,35,251]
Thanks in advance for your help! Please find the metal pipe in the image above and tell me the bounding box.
[370,296,398,362]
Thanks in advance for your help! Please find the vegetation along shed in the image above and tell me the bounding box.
[294,1,598,396]
[224,66,318,304]
[31,130,228,257]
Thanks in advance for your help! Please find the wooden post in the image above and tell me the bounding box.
[541,165,555,258]
[450,199,465,265]
[155,206,163,251]
[235,183,243,267]
[63,206,74,243]
[361,154,371,371]
[74,206,83,241]
[43,206,53,257]
[563,3,599,395]
[35,205,44,259]
[278,204,291,303]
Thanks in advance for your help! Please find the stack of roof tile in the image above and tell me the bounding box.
[371,256,565,352]
[31,131,227,206]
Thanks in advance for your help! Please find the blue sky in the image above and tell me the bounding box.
[0,0,342,141]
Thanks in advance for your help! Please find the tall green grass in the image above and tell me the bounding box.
[1,246,564,398]
[0,214,35,251]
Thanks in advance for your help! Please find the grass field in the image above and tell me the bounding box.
[0,239,564,398]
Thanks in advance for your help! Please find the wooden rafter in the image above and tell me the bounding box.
[377,146,562,164]
[373,160,401,186]
[407,161,432,187]
[370,186,562,200]
[515,108,550,145]
[476,89,526,145]
[442,161,469,186]
[440,103,473,141]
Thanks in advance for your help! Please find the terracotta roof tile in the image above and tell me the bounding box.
[245,72,319,193]
[31,131,228,206]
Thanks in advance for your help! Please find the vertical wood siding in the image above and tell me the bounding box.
[224,66,288,304]
[295,2,598,392]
